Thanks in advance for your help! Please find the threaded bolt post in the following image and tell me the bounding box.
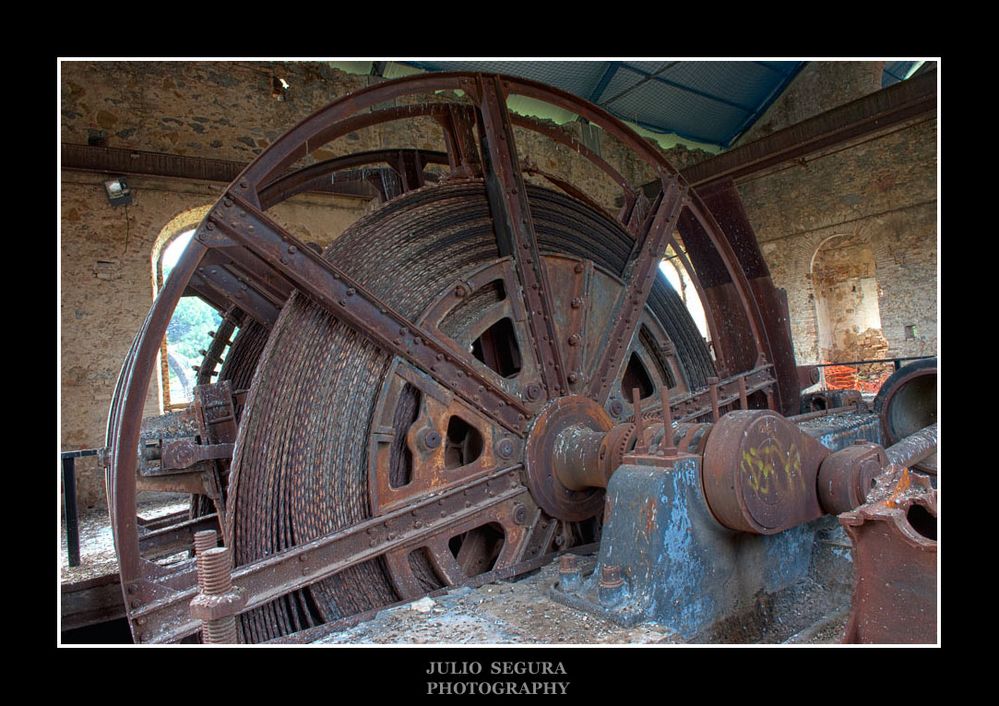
[195,546,239,643]
[193,530,217,556]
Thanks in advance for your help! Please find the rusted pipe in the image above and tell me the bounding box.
[551,425,610,490]
[885,423,937,470]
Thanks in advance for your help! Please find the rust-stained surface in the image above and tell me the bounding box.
[840,470,937,643]
[98,71,920,645]
[701,410,829,533]
[874,358,937,474]
[816,442,887,516]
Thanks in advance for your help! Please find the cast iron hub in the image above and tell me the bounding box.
[524,396,614,521]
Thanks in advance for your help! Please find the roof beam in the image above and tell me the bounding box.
[617,64,756,113]
[622,68,936,201]
[60,144,377,199]
[600,62,679,108]
[588,61,620,103]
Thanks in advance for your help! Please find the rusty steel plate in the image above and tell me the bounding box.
[701,410,829,534]
[840,478,937,644]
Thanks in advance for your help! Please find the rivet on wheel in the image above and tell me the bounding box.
[422,430,441,449]
[496,438,514,459]
[513,503,528,525]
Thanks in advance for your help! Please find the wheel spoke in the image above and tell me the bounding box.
[425,538,466,586]
[474,75,569,399]
[130,465,529,642]
[368,358,522,516]
[188,262,279,329]
[587,173,687,406]
[203,192,532,436]
[437,104,482,178]
[383,549,427,600]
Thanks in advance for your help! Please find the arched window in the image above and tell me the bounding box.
[659,248,711,350]
[152,206,231,412]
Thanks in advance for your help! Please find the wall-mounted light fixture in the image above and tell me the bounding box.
[271,76,290,101]
[104,177,132,207]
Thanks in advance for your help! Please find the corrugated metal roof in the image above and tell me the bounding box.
[883,61,924,87]
[403,60,804,149]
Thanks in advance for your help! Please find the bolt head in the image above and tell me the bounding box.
[571,297,583,309]
[497,438,514,459]
[525,383,542,401]
[423,430,442,449]
[513,503,528,525]
[609,400,624,417]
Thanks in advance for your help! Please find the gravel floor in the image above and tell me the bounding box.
[316,559,679,645]
[59,494,191,583]
[314,550,851,645]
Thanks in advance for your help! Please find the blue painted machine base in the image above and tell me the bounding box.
[550,457,815,638]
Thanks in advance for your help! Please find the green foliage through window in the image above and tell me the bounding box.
[161,230,224,405]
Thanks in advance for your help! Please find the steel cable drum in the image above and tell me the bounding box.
[226,180,716,643]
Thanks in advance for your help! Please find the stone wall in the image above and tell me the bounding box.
[61,172,369,507]
[737,61,885,144]
[737,69,937,368]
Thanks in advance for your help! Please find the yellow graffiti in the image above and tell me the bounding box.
[740,438,803,498]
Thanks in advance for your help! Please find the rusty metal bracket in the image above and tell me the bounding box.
[160,440,234,471]
[840,473,937,644]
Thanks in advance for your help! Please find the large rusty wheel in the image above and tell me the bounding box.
[227,182,713,642]
[107,72,785,643]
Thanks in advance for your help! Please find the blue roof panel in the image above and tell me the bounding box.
[403,60,804,148]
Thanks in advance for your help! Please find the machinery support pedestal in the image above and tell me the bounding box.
[550,458,815,638]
